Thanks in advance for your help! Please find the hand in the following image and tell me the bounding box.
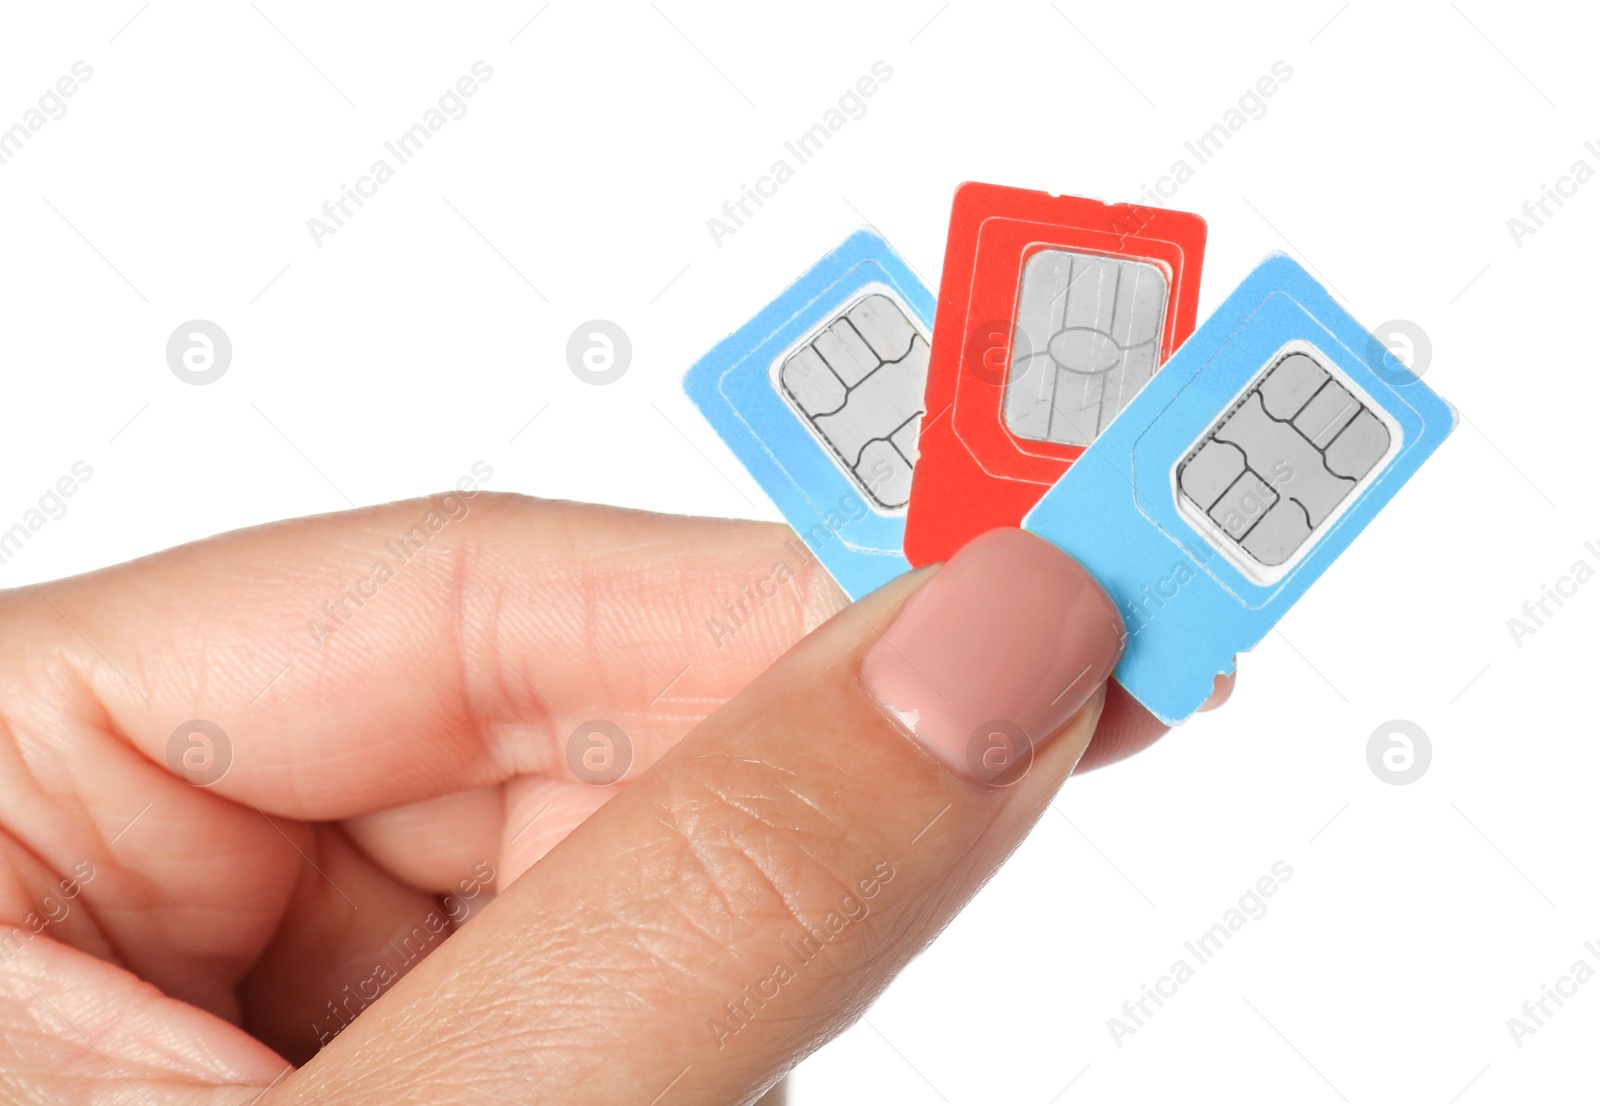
[0,493,1230,1104]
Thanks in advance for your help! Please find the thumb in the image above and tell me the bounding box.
[271,528,1126,1106]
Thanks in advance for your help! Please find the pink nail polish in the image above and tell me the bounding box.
[860,529,1125,785]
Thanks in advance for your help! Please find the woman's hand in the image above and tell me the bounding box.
[0,493,1228,1104]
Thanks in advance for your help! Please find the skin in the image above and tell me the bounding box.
[0,493,1230,1104]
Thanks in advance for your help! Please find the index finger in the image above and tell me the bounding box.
[15,493,841,820]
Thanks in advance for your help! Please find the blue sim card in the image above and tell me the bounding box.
[1024,254,1456,724]
[685,230,934,599]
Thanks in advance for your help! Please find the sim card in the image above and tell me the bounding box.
[684,229,934,599]
[904,182,1207,567]
[1023,254,1456,724]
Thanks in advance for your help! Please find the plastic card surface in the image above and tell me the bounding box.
[905,182,1207,567]
[684,230,934,599]
[1024,254,1456,724]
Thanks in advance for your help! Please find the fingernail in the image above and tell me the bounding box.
[860,528,1125,786]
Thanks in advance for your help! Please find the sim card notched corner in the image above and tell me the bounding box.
[1023,252,1456,725]
[682,228,935,601]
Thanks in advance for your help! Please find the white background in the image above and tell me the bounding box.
[1,2,1594,1102]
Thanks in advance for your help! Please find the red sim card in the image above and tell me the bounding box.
[905,182,1207,566]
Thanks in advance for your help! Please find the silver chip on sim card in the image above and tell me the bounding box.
[772,289,930,512]
[1005,250,1169,447]
[1175,341,1400,582]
